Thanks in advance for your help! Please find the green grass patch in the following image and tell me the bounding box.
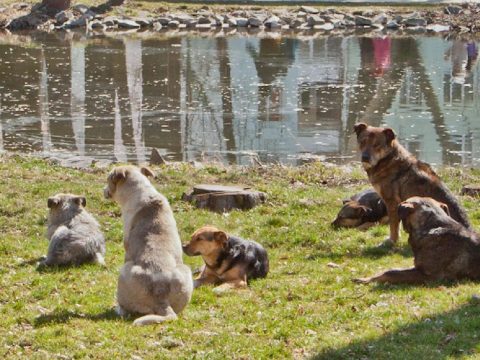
[1,154,480,359]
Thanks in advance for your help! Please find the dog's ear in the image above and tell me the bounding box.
[74,196,87,207]
[383,128,396,143]
[353,123,368,136]
[397,202,415,219]
[439,202,450,216]
[110,168,127,184]
[213,231,228,247]
[47,197,59,208]
[140,167,155,178]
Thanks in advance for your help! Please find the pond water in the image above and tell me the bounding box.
[0,31,479,166]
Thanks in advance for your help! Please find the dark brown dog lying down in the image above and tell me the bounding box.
[332,189,388,229]
[183,226,269,293]
[355,197,480,284]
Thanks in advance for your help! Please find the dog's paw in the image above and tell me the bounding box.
[212,285,232,295]
[352,277,372,284]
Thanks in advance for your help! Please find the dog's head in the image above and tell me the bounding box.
[182,226,228,257]
[47,193,86,216]
[397,197,450,233]
[354,123,397,169]
[332,201,372,228]
[104,166,155,203]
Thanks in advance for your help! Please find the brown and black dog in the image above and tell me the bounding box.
[355,197,480,284]
[182,226,269,292]
[332,188,388,229]
[354,122,471,245]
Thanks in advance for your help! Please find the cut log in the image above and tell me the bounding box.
[461,185,480,197]
[182,184,266,213]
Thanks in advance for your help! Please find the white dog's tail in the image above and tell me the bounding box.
[94,252,106,266]
[133,313,177,326]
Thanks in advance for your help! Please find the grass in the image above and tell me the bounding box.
[1,154,480,359]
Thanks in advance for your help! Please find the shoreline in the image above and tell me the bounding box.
[1,2,479,33]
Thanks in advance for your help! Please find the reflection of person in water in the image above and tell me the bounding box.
[466,41,478,72]
[247,38,297,121]
[372,37,392,77]
[446,40,478,84]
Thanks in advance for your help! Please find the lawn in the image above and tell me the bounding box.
[1,155,480,359]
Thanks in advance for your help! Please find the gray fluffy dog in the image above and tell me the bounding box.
[42,193,106,266]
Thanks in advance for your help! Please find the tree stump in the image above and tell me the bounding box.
[182,184,266,213]
[41,0,71,11]
[461,185,480,197]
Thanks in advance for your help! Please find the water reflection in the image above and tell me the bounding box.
[0,31,479,166]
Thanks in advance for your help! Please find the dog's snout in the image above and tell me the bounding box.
[361,152,370,163]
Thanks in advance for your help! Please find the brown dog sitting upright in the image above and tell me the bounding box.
[355,197,480,284]
[354,122,471,245]
[332,188,388,229]
[182,226,269,293]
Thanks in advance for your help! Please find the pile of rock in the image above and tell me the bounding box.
[2,3,480,33]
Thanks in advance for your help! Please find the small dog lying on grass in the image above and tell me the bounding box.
[42,193,105,267]
[332,188,388,229]
[355,197,480,284]
[183,226,269,292]
[104,166,193,326]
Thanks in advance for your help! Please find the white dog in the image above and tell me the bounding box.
[104,166,193,326]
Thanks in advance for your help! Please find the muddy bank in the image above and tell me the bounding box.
[1,2,480,33]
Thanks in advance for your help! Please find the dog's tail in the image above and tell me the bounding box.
[133,313,177,326]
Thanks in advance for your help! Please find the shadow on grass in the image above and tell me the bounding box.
[34,308,126,327]
[360,242,413,259]
[312,300,480,359]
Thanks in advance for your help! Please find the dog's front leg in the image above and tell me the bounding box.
[194,267,219,288]
[354,267,430,284]
[387,205,400,245]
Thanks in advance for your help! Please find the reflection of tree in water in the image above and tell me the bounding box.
[247,38,297,121]
[345,36,462,164]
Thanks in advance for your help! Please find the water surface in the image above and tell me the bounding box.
[0,31,479,166]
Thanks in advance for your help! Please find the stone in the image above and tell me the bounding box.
[102,16,117,27]
[461,185,480,196]
[117,19,141,29]
[134,17,152,27]
[55,10,73,24]
[173,13,193,23]
[63,15,88,28]
[150,148,167,165]
[307,14,325,26]
[235,18,248,27]
[373,13,388,25]
[248,16,263,27]
[89,20,105,30]
[404,17,426,27]
[314,23,334,31]
[265,15,281,28]
[198,16,213,25]
[300,6,319,14]
[214,14,224,25]
[196,23,212,29]
[355,16,372,26]
[386,20,400,29]
[156,17,171,26]
[445,5,462,15]
[226,16,237,27]
[291,18,304,29]
[182,184,267,213]
[426,24,450,32]
[152,21,162,31]
[167,20,180,28]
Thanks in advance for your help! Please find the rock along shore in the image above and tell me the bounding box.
[1,2,480,34]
